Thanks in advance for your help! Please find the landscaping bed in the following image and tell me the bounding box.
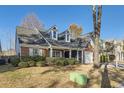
[11,56,80,68]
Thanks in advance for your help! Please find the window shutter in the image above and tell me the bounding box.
[38,49,42,56]
[29,48,33,56]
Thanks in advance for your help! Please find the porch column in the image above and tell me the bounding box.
[81,50,84,63]
[121,52,122,61]
[77,50,79,61]
[115,52,118,67]
[122,52,124,61]
[119,52,121,61]
[50,48,53,57]
[60,51,62,57]
[69,49,71,58]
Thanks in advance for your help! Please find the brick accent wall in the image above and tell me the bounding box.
[42,49,48,57]
[21,47,29,56]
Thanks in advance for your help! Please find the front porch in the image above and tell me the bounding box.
[48,47,93,64]
[48,48,82,61]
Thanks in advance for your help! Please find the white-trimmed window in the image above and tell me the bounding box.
[51,31,58,40]
[53,50,62,57]
[29,48,40,56]
[65,31,70,42]
[33,49,39,56]
[53,31,56,38]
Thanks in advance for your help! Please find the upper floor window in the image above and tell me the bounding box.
[67,34,70,41]
[65,31,70,42]
[49,26,58,40]
[53,31,56,38]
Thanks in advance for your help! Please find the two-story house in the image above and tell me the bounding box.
[15,26,94,64]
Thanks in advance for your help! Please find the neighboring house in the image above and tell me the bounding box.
[2,49,16,57]
[114,40,124,62]
[15,26,94,64]
[100,39,124,63]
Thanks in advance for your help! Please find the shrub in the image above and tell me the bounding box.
[100,55,108,63]
[54,58,65,66]
[109,55,115,62]
[46,57,55,65]
[75,60,80,64]
[36,61,46,67]
[41,56,46,61]
[28,61,36,67]
[67,58,76,65]
[21,56,32,62]
[32,56,46,62]
[18,62,29,68]
[46,57,78,66]
[54,58,70,66]
[11,57,20,67]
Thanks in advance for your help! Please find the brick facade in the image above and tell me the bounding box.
[21,47,29,56]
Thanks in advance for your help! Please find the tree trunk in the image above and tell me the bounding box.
[94,36,100,68]
[93,5,102,68]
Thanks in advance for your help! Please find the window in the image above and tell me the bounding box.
[66,34,70,42]
[65,31,70,42]
[33,49,39,56]
[53,31,56,38]
[67,34,70,41]
[53,50,61,57]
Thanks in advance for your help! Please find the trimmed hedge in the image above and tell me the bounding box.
[36,61,46,67]
[52,58,78,66]
[28,61,36,67]
[54,58,67,66]
[20,56,32,62]
[18,62,29,68]
[46,57,55,65]
[66,58,76,65]
[11,56,80,68]
[32,56,46,62]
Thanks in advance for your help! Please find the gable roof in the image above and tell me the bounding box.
[16,26,92,49]
[16,26,49,46]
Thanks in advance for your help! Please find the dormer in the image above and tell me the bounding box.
[65,30,70,42]
[50,25,58,40]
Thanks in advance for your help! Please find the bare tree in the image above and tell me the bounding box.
[21,13,44,30]
[93,5,102,68]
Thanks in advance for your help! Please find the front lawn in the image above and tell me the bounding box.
[0,63,123,88]
[0,64,95,88]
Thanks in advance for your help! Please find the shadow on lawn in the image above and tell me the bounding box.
[40,65,76,75]
[101,63,111,88]
[108,68,124,87]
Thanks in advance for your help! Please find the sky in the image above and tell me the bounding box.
[0,5,124,51]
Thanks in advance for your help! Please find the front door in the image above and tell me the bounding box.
[64,51,69,58]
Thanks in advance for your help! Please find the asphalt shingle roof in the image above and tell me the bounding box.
[16,26,91,49]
